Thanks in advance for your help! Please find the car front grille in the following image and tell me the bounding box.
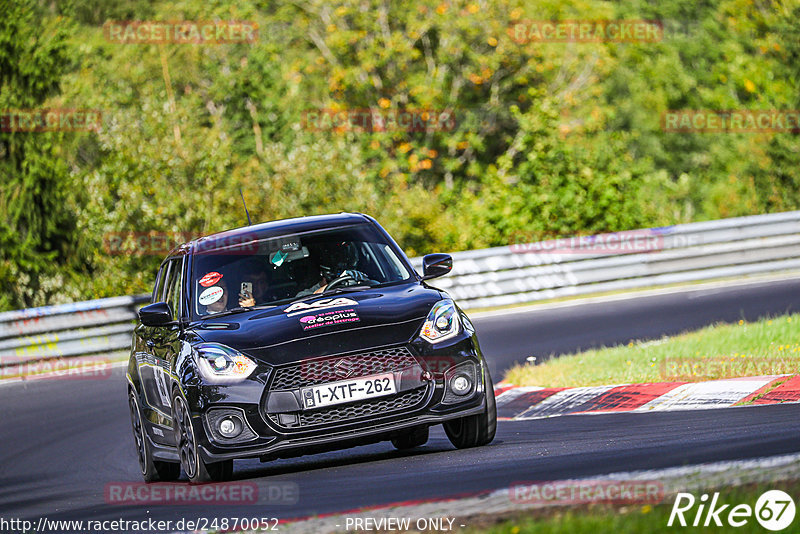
[268,345,419,391]
[268,386,428,429]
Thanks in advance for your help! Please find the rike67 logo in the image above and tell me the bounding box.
[668,490,796,531]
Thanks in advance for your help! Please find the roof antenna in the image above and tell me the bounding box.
[239,188,252,226]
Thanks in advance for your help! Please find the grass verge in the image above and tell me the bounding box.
[503,314,800,388]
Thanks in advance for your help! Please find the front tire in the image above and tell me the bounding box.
[172,392,233,483]
[128,390,180,482]
[443,365,497,449]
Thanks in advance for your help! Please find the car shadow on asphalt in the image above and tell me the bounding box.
[227,429,505,482]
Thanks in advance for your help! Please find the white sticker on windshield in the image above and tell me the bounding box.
[199,286,224,306]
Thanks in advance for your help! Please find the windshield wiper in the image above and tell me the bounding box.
[204,301,280,319]
[319,285,372,297]
[203,306,254,319]
[274,284,373,308]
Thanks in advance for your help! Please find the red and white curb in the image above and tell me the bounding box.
[493,375,800,420]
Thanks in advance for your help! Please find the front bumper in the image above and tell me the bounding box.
[200,396,486,462]
[188,337,488,463]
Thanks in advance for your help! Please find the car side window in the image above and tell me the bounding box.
[164,258,184,320]
[152,264,167,303]
[160,261,176,303]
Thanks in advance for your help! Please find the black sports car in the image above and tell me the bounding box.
[127,213,496,483]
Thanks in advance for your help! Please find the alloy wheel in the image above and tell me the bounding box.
[128,394,147,474]
[173,396,197,479]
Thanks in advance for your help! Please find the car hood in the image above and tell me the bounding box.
[190,283,444,366]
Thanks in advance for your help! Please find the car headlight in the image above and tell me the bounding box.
[194,343,257,384]
[420,299,461,343]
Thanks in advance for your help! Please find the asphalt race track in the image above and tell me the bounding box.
[1,278,799,528]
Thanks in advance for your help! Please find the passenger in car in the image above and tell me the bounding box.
[204,278,229,314]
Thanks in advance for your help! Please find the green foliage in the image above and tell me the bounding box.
[756,3,800,212]
[1,0,799,309]
[0,0,84,308]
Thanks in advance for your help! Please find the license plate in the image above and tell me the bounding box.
[300,373,396,410]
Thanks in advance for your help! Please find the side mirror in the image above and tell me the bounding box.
[421,253,453,280]
[139,302,175,327]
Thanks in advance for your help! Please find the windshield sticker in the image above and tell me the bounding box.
[198,286,224,306]
[299,309,359,330]
[285,297,359,315]
[198,271,223,287]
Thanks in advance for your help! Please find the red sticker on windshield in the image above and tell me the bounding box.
[199,271,223,287]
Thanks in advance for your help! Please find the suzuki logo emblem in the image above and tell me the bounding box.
[333,358,355,378]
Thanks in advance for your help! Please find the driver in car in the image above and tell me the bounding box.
[294,242,377,297]
[295,267,376,297]
[295,271,329,297]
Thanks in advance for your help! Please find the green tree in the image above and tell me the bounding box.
[0,0,82,309]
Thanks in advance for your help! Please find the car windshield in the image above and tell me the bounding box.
[190,223,412,319]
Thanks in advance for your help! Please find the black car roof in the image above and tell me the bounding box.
[166,212,372,258]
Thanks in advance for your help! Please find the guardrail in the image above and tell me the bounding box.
[0,295,149,369]
[2,210,799,369]
[410,210,800,309]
